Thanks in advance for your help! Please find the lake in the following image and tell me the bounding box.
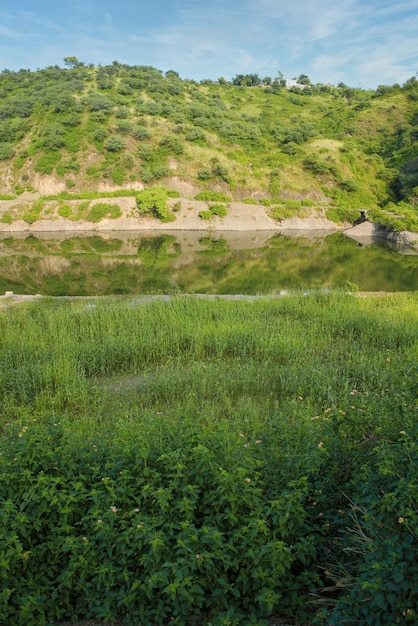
[0,230,417,296]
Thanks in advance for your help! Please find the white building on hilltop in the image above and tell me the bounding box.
[285,79,308,90]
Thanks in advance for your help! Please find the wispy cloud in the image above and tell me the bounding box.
[0,0,417,87]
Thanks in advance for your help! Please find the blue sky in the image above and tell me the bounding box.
[1,0,417,88]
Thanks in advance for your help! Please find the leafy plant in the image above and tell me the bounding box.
[195,191,232,202]
[136,187,175,222]
[0,142,15,160]
[86,202,122,222]
[104,135,126,152]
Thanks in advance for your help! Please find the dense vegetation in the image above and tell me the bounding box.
[0,62,418,230]
[0,293,417,625]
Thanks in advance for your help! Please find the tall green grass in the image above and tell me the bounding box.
[0,294,417,625]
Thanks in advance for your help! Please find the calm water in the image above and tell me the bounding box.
[0,230,417,296]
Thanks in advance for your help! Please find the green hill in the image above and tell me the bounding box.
[0,62,417,230]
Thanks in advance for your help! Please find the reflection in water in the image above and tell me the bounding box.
[0,230,416,295]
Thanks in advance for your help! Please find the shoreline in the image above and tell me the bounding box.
[1,195,417,250]
[0,291,409,310]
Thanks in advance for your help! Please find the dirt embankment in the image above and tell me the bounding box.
[0,195,344,234]
[1,194,416,251]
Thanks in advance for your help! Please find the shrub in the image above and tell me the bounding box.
[159,135,184,155]
[0,142,15,160]
[197,168,212,180]
[195,191,232,202]
[115,107,129,119]
[93,128,107,142]
[57,204,72,218]
[104,135,126,152]
[131,125,150,141]
[136,187,175,222]
[340,178,358,193]
[313,388,418,625]
[198,204,228,220]
[186,127,206,143]
[0,417,318,625]
[303,155,333,176]
[86,202,122,222]
[85,94,113,113]
[209,203,227,217]
[212,162,231,183]
[326,206,359,224]
[0,212,12,224]
[115,121,132,135]
[22,202,43,224]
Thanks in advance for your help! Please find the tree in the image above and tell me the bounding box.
[277,71,284,84]
[298,74,311,85]
[232,73,261,86]
[63,56,84,69]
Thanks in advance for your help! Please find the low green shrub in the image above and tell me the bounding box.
[0,416,321,625]
[195,191,232,202]
[283,199,302,210]
[198,204,228,220]
[311,379,418,625]
[369,205,418,232]
[209,203,228,218]
[104,135,126,153]
[86,202,122,223]
[326,206,360,224]
[268,205,294,220]
[0,142,15,160]
[0,212,13,224]
[197,168,212,180]
[198,209,212,220]
[136,187,176,222]
[22,201,44,224]
[57,204,72,218]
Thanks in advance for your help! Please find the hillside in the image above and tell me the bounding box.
[0,63,417,232]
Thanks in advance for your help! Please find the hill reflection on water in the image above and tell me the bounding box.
[0,230,417,296]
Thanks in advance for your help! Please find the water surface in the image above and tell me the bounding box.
[0,230,416,295]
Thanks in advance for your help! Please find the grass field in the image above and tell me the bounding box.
[0,293,417,625]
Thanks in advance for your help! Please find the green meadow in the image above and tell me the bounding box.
[0,293,417,625]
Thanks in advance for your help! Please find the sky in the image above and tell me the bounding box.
[0,0,417,89]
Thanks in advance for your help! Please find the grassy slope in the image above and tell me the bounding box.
[0,65,417,230]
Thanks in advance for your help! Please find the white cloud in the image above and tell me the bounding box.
[0,0,417,87]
